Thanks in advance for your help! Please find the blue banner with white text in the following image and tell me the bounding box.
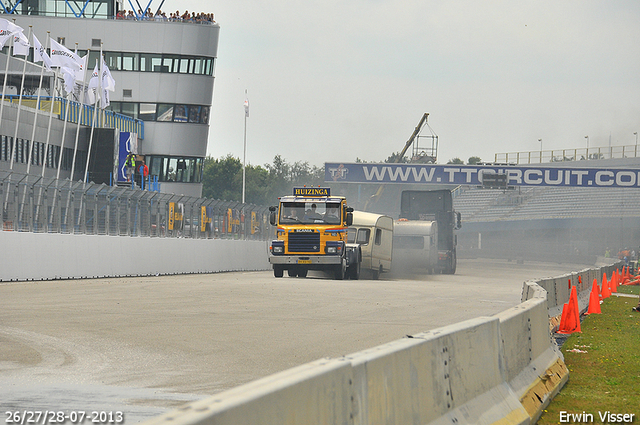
[324,162,640,188]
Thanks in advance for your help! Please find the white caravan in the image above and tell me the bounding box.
[347,211,393,279]
[392,219,438,274]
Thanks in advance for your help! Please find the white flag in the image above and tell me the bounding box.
[87,63,100,105]
[74,55,87,82]
[60,66,77,94]
[101,58,116,92]
[101,86,110,109]
[12,31,30,56]
[32,34,53,70]
[50,38,82,70]
[243,97,249,117]
[0,18,22,48]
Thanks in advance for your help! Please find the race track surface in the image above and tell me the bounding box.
[0,259,588,423]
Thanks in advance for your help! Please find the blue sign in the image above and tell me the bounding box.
[117,132,137,183]
[324,162,640,188]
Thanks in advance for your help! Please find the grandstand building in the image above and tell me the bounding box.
[1,0,219,197]
[453,158,640,263]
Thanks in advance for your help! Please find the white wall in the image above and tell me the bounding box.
[0,232,269,281]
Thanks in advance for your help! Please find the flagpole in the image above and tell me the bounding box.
[26,33,49,174]
[69,43,84,181]
[34,33,55,227]
[41,32,56,180]
[1,25,16,214]
[9,25,32,170]
[84,46,102,184]
[242,89,247,205]
[19,29,50,225]
[63,45,88,230]
[0,19,18,133]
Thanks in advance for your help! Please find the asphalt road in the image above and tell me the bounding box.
[0,259,590,424]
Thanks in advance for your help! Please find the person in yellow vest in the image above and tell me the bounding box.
[124,152,136,182]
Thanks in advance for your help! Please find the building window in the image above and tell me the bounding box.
[147,155,203,183]
[122,52,139,71]
[110,102,210,124]
[157,104,174,122]
[173,105,188,122]
[139,103,157,121]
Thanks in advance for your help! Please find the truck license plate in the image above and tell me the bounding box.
[297,259,312,264]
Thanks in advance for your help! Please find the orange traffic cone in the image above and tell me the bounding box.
[586,279,601,314]
[611,271,618,293]
[624,267,630,284]
[601,273,610,299]
[557,286,581,334]
[557,303,570,333]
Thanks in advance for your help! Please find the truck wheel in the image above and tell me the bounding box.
[288,268,298,277]
[348,260,360,280]
[444,251,457,274]
[334,263,345,280]
[298,269,308,278]
[274,265,284,278]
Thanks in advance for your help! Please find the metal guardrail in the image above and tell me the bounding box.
[1,170,271,240]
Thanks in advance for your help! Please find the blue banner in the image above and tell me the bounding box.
[117,132,137,183]
[324,162,640,188]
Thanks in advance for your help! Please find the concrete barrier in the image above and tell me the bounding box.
[523,260,623,324]
[348,317,529,425]
[141,278,578,425]
[144,260,626,425]
[140,358,355,425]
[0,231,270,281]
[498,294,567,423]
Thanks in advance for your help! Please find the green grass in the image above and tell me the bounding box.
[537,286,640,424]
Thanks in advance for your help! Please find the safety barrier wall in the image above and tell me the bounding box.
[140,276,589,425]
[141,261,623,425]
[521,260,623,318]
[0,230,270,281]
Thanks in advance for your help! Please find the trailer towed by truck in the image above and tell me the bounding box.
[347,211,393,279]
[400,189,461,274]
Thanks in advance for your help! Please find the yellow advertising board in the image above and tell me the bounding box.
[201,206,211,232]
[168,202,175,230]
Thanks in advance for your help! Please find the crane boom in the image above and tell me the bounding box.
[364,113,430,212]
[397,113,429,162]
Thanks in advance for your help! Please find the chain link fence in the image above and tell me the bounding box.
[1,170,273,240]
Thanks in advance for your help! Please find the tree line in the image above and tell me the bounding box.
[202,153,482,205]
[201,154,324,205]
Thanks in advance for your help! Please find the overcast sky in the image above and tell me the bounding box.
[166,0,640,168]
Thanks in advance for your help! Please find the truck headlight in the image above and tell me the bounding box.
[271,241,284,254]
[325,241,343,255]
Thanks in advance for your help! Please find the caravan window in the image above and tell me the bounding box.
[357,229,370,245]
[347,228,370,245]
[393,236,425,249]
[375,228,382,245]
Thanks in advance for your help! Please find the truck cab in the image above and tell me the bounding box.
[268,187,361,280]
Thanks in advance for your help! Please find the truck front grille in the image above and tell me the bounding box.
[288,232,320,253]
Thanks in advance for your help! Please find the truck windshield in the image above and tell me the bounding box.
[280,202,342,225]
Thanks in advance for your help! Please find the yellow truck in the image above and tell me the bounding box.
[268,187,361,279]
